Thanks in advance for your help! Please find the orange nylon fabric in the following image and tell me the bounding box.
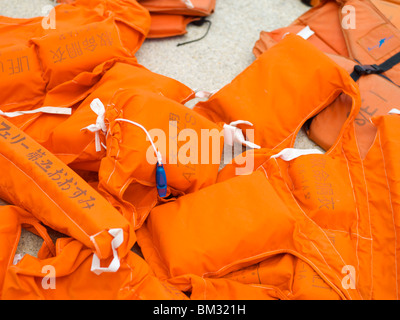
[2,0,400,301]
[30,16,133,90]
[0,116,135,261]
[0,206,20,298]
[0,1,151,172]
[0,44,46,112]
[253,0,400,158]
[138,34,400,300]
[193,34,350,152]
[96,88,224,229]
[0,49,222,231]
[138,0,216,38]
[34,61,195,171]
[16,55,221,229]
[0,0,150,112]
[0,0,221,300]
[145,14,200,38]
[0,206,188,300]
[139,0,216,16]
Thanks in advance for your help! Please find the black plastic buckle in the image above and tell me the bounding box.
[353,64,384,76]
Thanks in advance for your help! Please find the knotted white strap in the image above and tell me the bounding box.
[0,106,72,118]
[389,108,400,115]
[282,25,315,40]
[182,0,194,8]
[90,228,124,275]
[271,148,323,161]
[223,120,261,149]
[82,98,107,152]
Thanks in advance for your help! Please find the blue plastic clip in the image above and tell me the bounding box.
[156,163,168,198]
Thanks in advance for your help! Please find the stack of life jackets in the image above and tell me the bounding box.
[0,0,183,300]
[0,0,400,300]
[0,0,243,299]
[254,0,400,159]
[142,32,400,300]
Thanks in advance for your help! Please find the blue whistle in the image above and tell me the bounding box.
[156,163,168,198]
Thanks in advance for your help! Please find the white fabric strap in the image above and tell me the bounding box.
[283,26,315,40]
[182,0,194,8]
[389,108,400,115]
[81,98,107,152]
[0,106,72,118]
[271,148,323,161]
[223,120,261,149]
[13,253,24,265]
[90,228,124,276]
[115,118,163,164]
[297,26,315,40]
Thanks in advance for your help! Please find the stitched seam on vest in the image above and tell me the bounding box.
[106,147,120,186]
[118,262,139,297]
[298,229,351,300]
[279,157,357,273]
[203,248,347,300]
[377,130,399,299]
[341,146,365,297]
[104,147,139,228]
[352,123,375,299]
[18,113,42,131]
[326,87,360,154]
[7,226,21,271]
[323,228,372,241]
[274,157,358,299]
[259,165,269,179]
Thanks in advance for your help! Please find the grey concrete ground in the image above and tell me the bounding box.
[0,0,313,258]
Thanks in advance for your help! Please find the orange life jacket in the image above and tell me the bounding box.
[0,1,151,172]
[21,59,224,228]
[138,34,400,300]
[253,0,400,158]
[31,61,196,171]
[138,0,216,38]
[0,206,187,300]
[0,116,136,268]
[0,0,224,236]
[0,0,150,113]
[93,86,224,229]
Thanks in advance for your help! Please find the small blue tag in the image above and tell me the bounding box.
[156,163,168,198]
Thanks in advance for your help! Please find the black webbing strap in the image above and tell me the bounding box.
[379,51,400,73]
[177,18,212,47]
[350,51,400,82]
